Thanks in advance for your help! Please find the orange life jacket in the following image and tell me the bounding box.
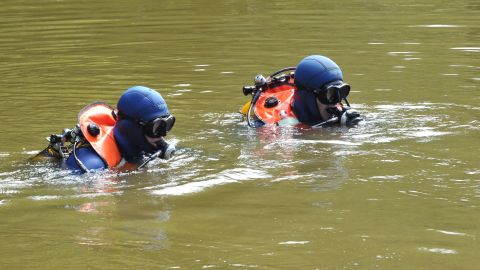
[78,102,137,171]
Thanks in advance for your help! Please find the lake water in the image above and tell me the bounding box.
[0,0,479,269]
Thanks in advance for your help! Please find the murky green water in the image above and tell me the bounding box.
[0,0,479,269]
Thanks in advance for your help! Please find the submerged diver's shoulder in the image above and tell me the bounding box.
[65,146,107,172]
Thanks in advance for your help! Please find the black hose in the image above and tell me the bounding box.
[344,97,351,107]
[269,67,296,78]
[311,116,341,128]
[138,150,162,169]
[73,140,89,173]
[246,90,263,127]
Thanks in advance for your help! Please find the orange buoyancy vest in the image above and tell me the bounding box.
[252,78,299,125]
[78,102,136,170]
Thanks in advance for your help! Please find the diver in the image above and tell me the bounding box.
[241,55,363,127]
[37,86,176,173]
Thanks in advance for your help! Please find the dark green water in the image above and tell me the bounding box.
[0,0,479,269]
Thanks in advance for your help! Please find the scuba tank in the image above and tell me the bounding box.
[43,125,83,159]
[36,124,92,172]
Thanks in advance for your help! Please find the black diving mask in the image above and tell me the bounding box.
[315,81,351,105]
[140,115,176,138]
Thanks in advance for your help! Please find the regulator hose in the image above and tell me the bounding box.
[72,140,89,173]
[246,89,263,127]
[269,67,296,78]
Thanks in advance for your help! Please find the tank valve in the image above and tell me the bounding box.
[254,74,267,87]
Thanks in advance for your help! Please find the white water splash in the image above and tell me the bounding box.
[29,195,62,201]
[151,168,271,196]
[375,104,430,110]
[264,139,361,149]
[450,47,480,52]
[370,175,404,180]
[426,229,468,236]
[174,83,191,87]
[409,130,451,137]
[388,51,419,56]
[418,247,457,254]
[278,241,310,245]
[411,24,463,28]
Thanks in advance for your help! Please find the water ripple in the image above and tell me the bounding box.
[410,24,464,28]
[450,47,480,53]
[151,168,271,196]
[418,247,457,254]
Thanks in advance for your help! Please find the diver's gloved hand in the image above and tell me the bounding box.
[155,138,176,160]
[160,143,176,160]
[137,139,176,169]
[340,109,363,126]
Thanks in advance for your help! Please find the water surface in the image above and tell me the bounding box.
[0,0,479,269]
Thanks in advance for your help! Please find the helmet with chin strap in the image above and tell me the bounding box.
[114,86,173,162]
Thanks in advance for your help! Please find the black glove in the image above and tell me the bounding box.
[340,110,363,126]
[155,138,176,160]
